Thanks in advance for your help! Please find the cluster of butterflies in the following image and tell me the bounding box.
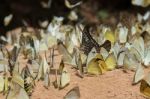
[0,14,149,99]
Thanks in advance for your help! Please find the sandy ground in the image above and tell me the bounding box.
[31,69,147,99]
[0,50,148,99]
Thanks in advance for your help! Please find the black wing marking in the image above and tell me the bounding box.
[100,40,111,52]
[81,25,100,55]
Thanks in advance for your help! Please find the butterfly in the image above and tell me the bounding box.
[6,83,29,99]
[140,72,150,97]
[22,66,35,95]
[87,48,116,75]
[57,40,73,64]
[81,25,100,55]
[64,86,80,99]
[133,63,144,84]
[81,25,111,55]
[0,76,4,92]
[132,37,150,66]
[53,59,70,89]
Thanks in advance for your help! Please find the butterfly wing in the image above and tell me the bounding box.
[60,67,70,88]
[140,72,150,97]
[81,25,100,55]
[100,40,111,52]
[64,86,80,99]
[105,53,117,70]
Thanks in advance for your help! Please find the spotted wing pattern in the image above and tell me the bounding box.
[81,25,100,55]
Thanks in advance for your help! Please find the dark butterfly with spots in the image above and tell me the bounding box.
[22,66,34,95]
[80,25,111,55]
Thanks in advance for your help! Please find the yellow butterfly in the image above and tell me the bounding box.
[87,53,107,75]
[140,72,150,97]
[104,30,116,44]
[105,53,117,71]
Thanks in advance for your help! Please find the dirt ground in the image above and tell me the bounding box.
[31,69,147,99]
[0,50,149,99]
